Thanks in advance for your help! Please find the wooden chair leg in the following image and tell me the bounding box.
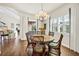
[58,49,60,56]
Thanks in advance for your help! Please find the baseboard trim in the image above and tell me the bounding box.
[62,45,79,55]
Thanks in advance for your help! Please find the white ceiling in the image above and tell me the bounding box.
[0,3,64,15]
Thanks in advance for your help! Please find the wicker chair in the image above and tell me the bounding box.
[26,33,36,48]
[48,34,63,56]
[32,36,46,56]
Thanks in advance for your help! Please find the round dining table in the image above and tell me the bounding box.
[32,34,54,43]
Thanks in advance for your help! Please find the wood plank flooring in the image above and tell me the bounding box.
[0,38,79,56]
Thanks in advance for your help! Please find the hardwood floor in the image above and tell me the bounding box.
[0,38,79,56]
[0,39,28,56]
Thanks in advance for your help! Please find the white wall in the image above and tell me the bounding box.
[19,12,34,40]
[20,15,28,40]
[49,3,79,53]
[75,5,79,53]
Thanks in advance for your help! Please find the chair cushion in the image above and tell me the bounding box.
[49,42,58,47]
[34,44,44,53]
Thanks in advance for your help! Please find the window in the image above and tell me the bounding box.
[65,25,70,33]
[58,16,64,32]
[50,14,70,34]
[52,18,58,32]
[64,14,70,33]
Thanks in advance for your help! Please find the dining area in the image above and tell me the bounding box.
[25,31,63,56]
[0,3,79,56]
[0,2,79,59]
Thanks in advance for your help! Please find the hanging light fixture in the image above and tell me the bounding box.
[35,3,49,21]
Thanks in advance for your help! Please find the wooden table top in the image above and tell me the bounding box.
[32,34,54,42]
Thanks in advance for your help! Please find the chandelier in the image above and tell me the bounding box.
[35,4,49,21]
